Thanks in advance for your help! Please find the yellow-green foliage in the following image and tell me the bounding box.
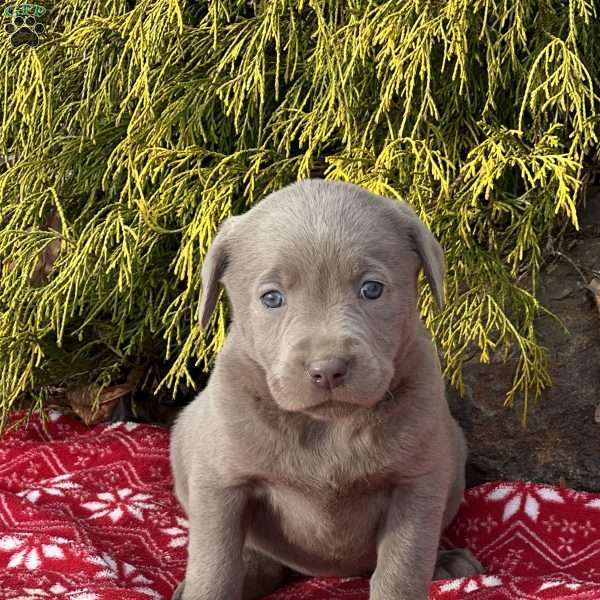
[1,0,598,427]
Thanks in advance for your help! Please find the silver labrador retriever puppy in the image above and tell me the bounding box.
[170,179,482,600]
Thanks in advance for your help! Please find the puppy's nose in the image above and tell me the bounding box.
[307,358,348,389]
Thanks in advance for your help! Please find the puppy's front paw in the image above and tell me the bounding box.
[434,548,484,579]
[171,580,185,600]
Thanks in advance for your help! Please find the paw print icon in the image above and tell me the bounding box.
[4,15,45,47]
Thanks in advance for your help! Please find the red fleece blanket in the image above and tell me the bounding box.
[0,411,599,600]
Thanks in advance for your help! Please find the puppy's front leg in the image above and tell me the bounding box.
[371,483,446,600]
[179,485,247,600]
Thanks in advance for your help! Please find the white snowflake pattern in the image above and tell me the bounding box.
[560,518,578,535]
[542,513,561,533]
[488,548,528,575]
[578,519,597,538]
[557,536,574,553]
[161,517,189,548]
[50,584,67,594]
[86,553,161,598]
[466,487,486,500]
[17,587,71,597]
[566,489,593,503]
[539,579,582,591]
[0,535,70,570]
[18,473,81,504]
[103,422,139,433]
[485,484,564,522]
[464,517,479,534]
[149,465,166,479]
[81,488,156,522]
[479,514,498,534]
[73,454,93,468]
[542,514,594,540]
[439,575,503,595]
[14,589,49,597]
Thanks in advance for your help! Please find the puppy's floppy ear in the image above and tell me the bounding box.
[411,215,445,311]
[392,201,446,311]
[198,216,239,330]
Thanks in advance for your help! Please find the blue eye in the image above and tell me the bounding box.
[261,290,285,308]
[360,281,384,300]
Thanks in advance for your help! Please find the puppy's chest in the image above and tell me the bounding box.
[247,438,395,567]
[255,426,399,495]
[298,461,392,500]
[256,449,394,530]
[253,472,390,565]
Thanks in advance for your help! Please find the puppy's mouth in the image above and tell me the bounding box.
[302,399,361,420]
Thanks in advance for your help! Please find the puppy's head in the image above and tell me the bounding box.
[199,180,444,421]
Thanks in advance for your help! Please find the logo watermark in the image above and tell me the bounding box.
[3,3,47,47]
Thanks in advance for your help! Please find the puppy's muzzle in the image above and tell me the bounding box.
[307,358,349,389]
